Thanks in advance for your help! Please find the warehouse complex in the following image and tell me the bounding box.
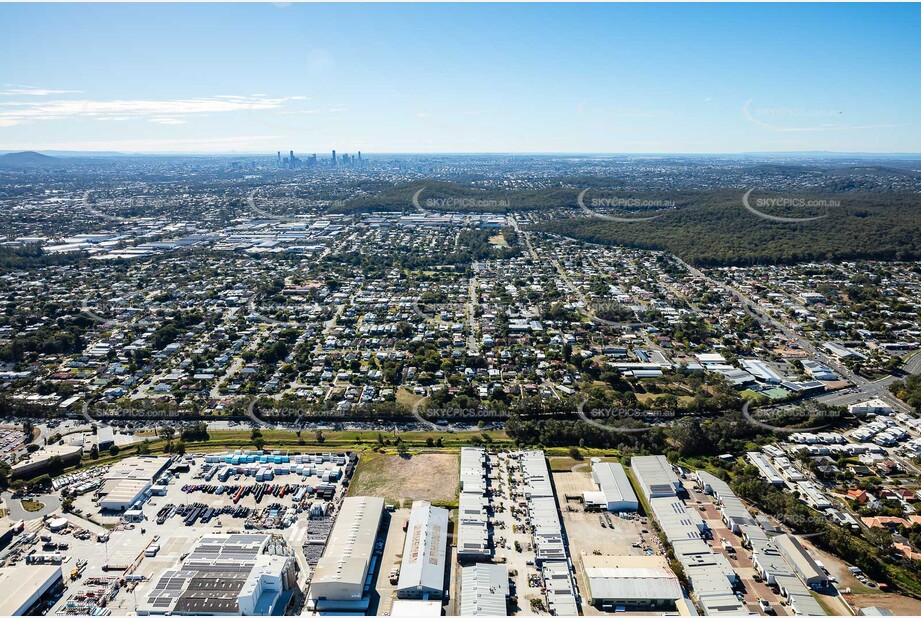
[459,563,509,616]
[396,501,449,599]
[138,534,295,616]
[307,496,384,612]
[581,554,681,610]
[631,456,747,615]
[519,450,579,616]
[457,447,491,561]
[98,456,171,512]
[11,444,83,480]
[584,461,639,512]
[697,469,830,616]
[773,534,829,588]
[0,564,64,616]
[746,451,786,486]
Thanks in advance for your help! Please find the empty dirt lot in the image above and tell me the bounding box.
[349,452,459,505]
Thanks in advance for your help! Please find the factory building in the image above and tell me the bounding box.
[0,564,64,616]
[457,448,490,561]
[629,455,682,500]
[772,534,828,589]
[520,451,566,563]
[748,530,827,615]
[307,496,384,612]
[696,471,758,533]
[460,563,509,616]
[584,461,639,512]
[138,534,295,616]
[581,555,681,610]
[97,456,171,511]
[396,501,449,599]
[746,452,786,486]
[11,444,83,480]
[541,561,580,616]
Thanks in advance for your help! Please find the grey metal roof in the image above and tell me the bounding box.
[582,555,682,602]
[397,501,449,595]
[591,462,639,509]
[631,455,681,499]
[460,563,508,615]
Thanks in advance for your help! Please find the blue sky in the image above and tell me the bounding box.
[1,3,919,154]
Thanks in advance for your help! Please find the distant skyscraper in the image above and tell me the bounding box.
[332,150,337,166]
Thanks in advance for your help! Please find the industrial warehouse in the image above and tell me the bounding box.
[306,496,384,612]
[0,442,864,617]
[630,455,747,615]
[97,456,172,512]
[138,534,296,616]
[459,563,509,616]
[580,554,681,610]
[396,501,448,599]
[0,564,64,616]
[583,461,639,512]
[457,447,491,562]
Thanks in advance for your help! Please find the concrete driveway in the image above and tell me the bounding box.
[2,491,62,520]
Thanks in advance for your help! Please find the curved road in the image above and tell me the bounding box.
[2,492,62,520]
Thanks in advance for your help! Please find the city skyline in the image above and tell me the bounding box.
[1,3,920,154]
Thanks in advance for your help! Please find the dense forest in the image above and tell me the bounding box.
[329,181,579,214]
[537,190,921,266]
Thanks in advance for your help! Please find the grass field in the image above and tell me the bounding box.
[21,499,45,512]
[349,451,459,507]
[548,455,622,472]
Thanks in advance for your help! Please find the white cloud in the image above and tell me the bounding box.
[0,86,82,96]
[149,117,188,125]
[0,94,305,127]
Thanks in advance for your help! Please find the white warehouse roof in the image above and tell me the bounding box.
[397,501,449,598]
[590,461,639,511]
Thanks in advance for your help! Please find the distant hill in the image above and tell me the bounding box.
[535,189,921,266]
[0,151,61,169]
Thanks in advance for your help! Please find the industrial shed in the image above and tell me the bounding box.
[460,563,508,616]
[773,534,828,588]
[308,496,384,612]
[581,555,681,610]
[586,461,638,512]
[0,564,63,616]
[630,455,681,500]
[397,501,449,600]
[457,447,490,561]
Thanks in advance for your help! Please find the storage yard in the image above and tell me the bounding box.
[0,450,359,617]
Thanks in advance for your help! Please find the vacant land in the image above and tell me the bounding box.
[349,452,459,506]
[844,592,921,616]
